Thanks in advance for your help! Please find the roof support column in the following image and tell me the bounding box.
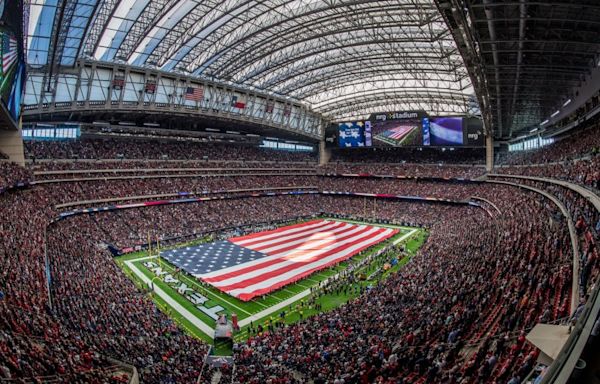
[486,132,494,172]
[0,123,25,165]
[319,140,331,166]
[483,0,503,138]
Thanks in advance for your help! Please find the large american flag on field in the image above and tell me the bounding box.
[161,220,398,301]
[2,32,18,75]
[383,125,417,141]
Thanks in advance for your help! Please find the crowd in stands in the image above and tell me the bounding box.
[0,127,599,383]
[1,168,587,383]
[498,122,600,166]
[492,177,599,296]
[322,163,485,179]
[0,161,31,191]
[48,219,209,383]
[25,138,317,162]
[28,176,488,208]
[234,187,573,384]
[329,147,486,165]
[30,160,315,172]
[498,157,600,191]
[30,162,483,181]
[0,184,132,382]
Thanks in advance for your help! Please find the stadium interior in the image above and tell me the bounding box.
[2,0,600,383]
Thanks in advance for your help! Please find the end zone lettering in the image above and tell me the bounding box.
[144,261,225,320]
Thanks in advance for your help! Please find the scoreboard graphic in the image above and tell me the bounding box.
[329,113,484,149]
[338,121,372,147]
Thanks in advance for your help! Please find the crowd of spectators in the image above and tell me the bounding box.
[24,137,317,162]
[47,219,209,383]
[1,172,585,383]
[0,184,133,382]
[1,130,599,383]
[27,175,488,208]
[498,157,600,191]
[0,161,31,192]
[322,163,485,179]
[29,162,483,181]
[329,147,486,165]
[30,160,314,173]
[497,122,600,166]
[492,177,599,298]
[31,164,317,181]
[234,187,573,383]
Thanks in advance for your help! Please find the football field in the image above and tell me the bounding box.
[116,218,426,350]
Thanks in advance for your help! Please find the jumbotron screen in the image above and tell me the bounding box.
[327,113,483,148]
[337,121,372,147]
[371,119,423,146]
[0,0,25,125]
[423,117,464,146]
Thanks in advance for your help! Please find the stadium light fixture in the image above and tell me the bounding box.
[563,99,571,107]
[530,128,538,133]
[540,119,549,126]
[226,130,240,135]
[550,110,560,118]
[205,128,220,132]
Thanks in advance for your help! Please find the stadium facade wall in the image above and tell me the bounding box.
[0,128,24,164]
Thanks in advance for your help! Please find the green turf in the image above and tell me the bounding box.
[116,218,427,351]
[213,338,234,356]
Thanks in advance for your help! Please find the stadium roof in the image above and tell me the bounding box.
[26,0,474,123]
[26,1,599,137]
[439,0,600,139]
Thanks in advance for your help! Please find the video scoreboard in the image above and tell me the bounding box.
[327,111,484,148]
[337,121,372,147]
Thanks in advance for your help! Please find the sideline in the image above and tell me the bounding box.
[125,258,215,338]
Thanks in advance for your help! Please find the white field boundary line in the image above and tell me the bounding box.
[124,258,215,338]
[392,228,419,246]
[325,217,415,231]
